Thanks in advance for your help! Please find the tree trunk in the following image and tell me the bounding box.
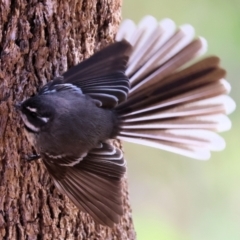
[0,1,136,239]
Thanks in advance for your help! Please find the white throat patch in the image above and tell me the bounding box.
[20,113,40,132]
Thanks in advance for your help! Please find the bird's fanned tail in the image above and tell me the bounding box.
[115,16,235,160]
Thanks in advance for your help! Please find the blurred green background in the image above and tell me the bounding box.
[122,1,240,239]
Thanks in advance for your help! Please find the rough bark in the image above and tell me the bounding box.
[0,0,136,239]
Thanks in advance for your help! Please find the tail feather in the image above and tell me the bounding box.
[115,16,235,160]
[117,56,223,111]
[129,38,206,94]
[119,129,225,151]
[131,18,178,70]
[118,129,225,160]
[120,114,231,132]
[118,136,213,160]
[118,79,228,118]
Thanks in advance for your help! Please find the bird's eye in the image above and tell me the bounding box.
[29,111,38,118]
[26,106,39,118]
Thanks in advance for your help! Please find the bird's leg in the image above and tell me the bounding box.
[25,153,41,162]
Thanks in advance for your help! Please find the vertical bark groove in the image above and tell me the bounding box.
[0,0,136,239]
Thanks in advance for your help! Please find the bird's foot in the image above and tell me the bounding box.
[25,153,41,162]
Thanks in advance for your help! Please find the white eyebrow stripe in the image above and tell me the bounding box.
[27,106,37,112]
[38,117,49,123]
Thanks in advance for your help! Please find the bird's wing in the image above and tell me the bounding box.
[42,142,126,227]
[39,40,132,108]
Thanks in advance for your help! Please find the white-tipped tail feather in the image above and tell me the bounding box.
[115,16,235,160]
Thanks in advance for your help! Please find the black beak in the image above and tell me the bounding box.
[14,102,22,111]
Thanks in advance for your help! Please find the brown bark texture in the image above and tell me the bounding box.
[0,0,136,239]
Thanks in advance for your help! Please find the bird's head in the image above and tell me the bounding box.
[16,96,54,133]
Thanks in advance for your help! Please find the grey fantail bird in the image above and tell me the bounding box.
[17,16,235,227]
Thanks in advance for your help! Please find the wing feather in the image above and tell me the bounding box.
[43,143,126,227]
